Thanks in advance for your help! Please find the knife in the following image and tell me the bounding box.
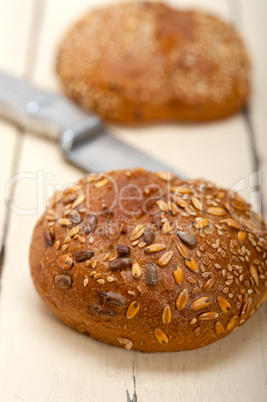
[0,71,183,175]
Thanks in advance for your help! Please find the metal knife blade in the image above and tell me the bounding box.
[0,71,184,176]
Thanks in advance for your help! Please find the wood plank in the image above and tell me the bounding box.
[1,0,266,401]
[0,0,37,246]
[238,0,267,218]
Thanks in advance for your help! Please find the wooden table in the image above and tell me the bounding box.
[0,1,266,401]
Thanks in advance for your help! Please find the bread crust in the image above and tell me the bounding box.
[30,169,267,352]
[57,1,251,123]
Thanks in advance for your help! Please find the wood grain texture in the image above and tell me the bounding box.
[0,0,266,401]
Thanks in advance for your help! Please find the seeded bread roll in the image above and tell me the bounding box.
[56,1,251,123]
[29,169,267,352]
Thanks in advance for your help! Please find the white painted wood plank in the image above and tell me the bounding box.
[0,0,38,245]
[1,1,266,402]
[239,0,267,218]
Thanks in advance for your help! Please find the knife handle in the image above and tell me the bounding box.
[0,71,103,141]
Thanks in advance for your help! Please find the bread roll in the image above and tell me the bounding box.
[57,1,251,123]
[30,169,267,352]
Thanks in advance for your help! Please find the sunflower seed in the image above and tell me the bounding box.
[217,296,231,312]
[74,249,94,262]
[85,214,98,234]
[144,243,166,253]
[93,305,116,317]
[191,297,210,310]
[57,254,73,270]
[162,305,171,324]
[176,289,188,310]
[146,262,157,286]
[102,291,125,307]
[173,266,183,285]
[43,230,54,247]
[177,231,197,247]
[110,258,133,270]
[185,257,198,272]
[127,301,140,319]
[117,244,130,257]
[132,261,141,279]
[154,328,169,345]
[143,227,155,245]
[55,274,72,289]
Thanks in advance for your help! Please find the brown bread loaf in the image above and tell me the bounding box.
[30,169,267,352]
[57,1,251,123]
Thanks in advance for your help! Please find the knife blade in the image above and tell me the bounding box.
[0,71,184,176]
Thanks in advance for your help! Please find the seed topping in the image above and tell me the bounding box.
[131,224,145,240]
[72,194,85,209]
[215,322,225,337]
[158,251,173,266]
[226,315,238,330]
[173,266,183,285]
[185,257,198,273]
[154,329,169,345]
[162,305,171,324]
[117,244,130,257]
[55,274,72,289]
[207,207,226,216]
[57,254,73,270]
[43,230,54,247]
[191,297,210,310]
[144,227,155,245]
[156,200,169,213]
[74,249,94,262]
[132,261,141,279]
[176,289,188,310]
[191,196,203,211]
[102,291,125,307]
[144,243,166,253]
[176,242,188,258]
[199,312,218,320]
[145,262,158,286]
[177,231,197,247]
[194,218,209,229]
[127,301,140,319]
[217,296,231,312]
[85,214,98,233]
[110,258,133,270]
